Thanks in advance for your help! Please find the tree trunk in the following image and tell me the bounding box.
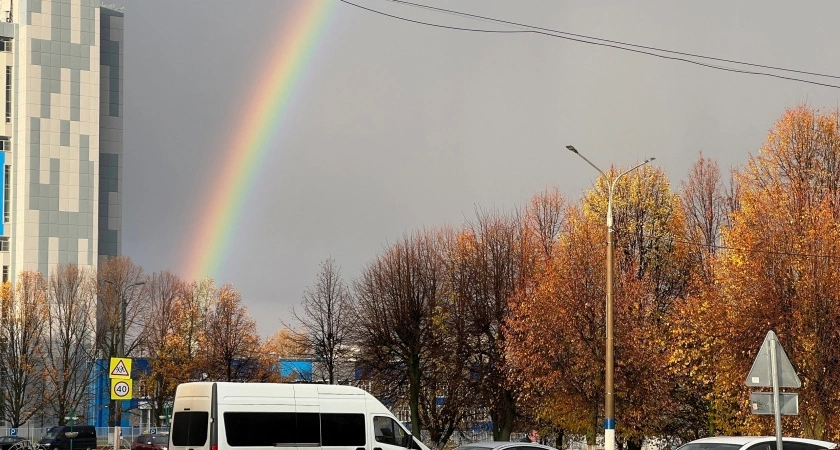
[492,389,516,441]
[409,356,422,436]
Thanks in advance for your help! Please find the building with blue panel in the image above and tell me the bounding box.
[280,359,313,382]
[89,358,149,428]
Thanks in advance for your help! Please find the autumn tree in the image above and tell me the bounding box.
[681,153,728,282]
[138,271,187,427]
[592,166,691,446]
[415,227,477,450]
[662,153,741,438]
[175,278,215,380]
[506,206,606,449]
[353,229,450,441]
[291,258,355,384]
[96,256,146,426]
[263,328,310,358]
[0,273,48,427]
[510,188,568,444]
[43,264,97,426]
[452,208,531,441]
[715,105,840,438]
[508,166,692,448]
[523,187,566,262]
[199,283,266,381]
[96,256,147,357]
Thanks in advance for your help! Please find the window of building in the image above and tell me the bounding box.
[3,164,9,223]
[4,66,9,123]
[0,137,9,151]
[0,39,10,52]
[1,265,7,283]
[0,238,7,251]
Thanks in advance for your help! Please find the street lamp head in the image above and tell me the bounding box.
[645,157,656,163]
[565,145,578,153]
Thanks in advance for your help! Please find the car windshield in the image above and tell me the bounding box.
[679,444,742,450]
[153,436,168,444]
[42,428,62,440]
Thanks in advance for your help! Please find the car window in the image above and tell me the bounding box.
[746,443,772,450]
[373,416,409,448]
[42,428,61,440]
[153,436,169,444]
[777,443,831,450]
[680,444,742,450]
[172,411,209,447]
[78,430,95,439]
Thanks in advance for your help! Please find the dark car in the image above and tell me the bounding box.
[39,426,97,450]
[131,434,169,450]
[0,436,26,450]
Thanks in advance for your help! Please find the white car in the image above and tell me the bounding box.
[455,441,555,450]
[677,436,836,450]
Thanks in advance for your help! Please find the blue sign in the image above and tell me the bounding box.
[150,429,156,435]
[9,428,16,436]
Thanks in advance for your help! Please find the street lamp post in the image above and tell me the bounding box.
[104,280,146,358]
[103,279,145,427]
[105,280,146,357]
[65,409,78,450]
[566,145,654,450]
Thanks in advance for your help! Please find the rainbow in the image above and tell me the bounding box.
[180,1,336,281]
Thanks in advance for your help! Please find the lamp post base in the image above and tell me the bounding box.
[605,427,615,450]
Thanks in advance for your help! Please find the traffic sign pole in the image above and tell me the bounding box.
[770,338,783,450]
[746,330,800,449]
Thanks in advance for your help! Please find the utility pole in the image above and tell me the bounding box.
[103,280,144,427]
[566,145,655,450]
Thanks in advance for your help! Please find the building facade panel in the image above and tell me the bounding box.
[0,0,121,281]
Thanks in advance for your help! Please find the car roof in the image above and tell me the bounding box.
[682,437,836,449]
[455,441,555,450]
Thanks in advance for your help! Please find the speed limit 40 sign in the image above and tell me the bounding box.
[110,379,133,400]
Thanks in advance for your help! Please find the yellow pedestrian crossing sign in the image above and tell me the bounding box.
[111,379,133,400]
[109,357,132,379]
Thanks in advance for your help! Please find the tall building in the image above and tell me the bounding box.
[0,0,123,283]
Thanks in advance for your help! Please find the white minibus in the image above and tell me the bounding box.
[169,382,429,450]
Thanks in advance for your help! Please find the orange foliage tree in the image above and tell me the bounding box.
[715,105,840,439]
[139,271,189,426]
[0,273,48,427]
[44,264,97,426]
[507,166,693,448]
[199,283,268,381]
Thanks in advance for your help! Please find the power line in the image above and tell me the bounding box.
[674,238,840,260]
[385,0,840,81]
[337,0,840,89]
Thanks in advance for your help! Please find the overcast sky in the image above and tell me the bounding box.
[119,0,840,337]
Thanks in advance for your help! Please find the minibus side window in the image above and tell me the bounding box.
[172,411,209,446]
[321,413,365,446]
[224,412,319,446]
